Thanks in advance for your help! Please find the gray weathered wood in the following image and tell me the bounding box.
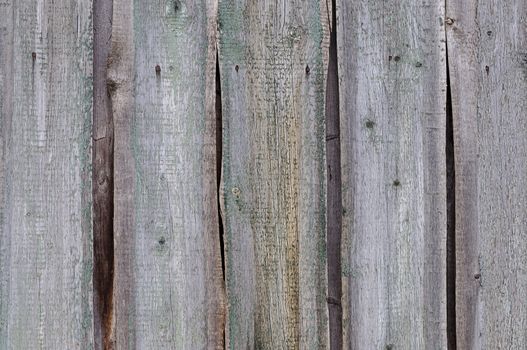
[325,4,342,348]
[0,0,94,348]
[447,1,527,348]
[109,0,224,348]
[218,1,330,348]
[445,2,479,348]
[337,0,447,348]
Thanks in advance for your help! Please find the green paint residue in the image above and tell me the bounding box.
[218,0,248,346]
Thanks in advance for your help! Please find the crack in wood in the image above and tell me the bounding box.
[446,40,457,350]
[216,51,226,282]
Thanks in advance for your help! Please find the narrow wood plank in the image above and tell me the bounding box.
[325,3,343,348]
[93,0,115,348]
[444,4,479,347]
[0,0,94,348]
[337,0,448,348]
[109,0,224,348]
[218,1,330,348]
[447,1,527,348]
[0,1,14,345]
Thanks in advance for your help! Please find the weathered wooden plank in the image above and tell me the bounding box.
[109,0,224,348]
[0,0,94,348]
[447,1,527,348]
[218,1,330,348]
[325,3,342,349]
[444,5,480,347]
[0,1,14,345]
[337,0,447,348]
[92,0,114,348]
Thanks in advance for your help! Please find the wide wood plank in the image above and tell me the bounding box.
[218,1,330,348]
[0,0,94,348]
[109,0,224,348]
[447,1,527,348]
[337,0,448,348]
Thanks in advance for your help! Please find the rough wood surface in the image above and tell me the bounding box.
[325,3,342,349]
[0,0,94,348]
[337,0,447,348]
[447,1,527,348]
[92,0,114,348]
[218,1,330,348]
[109,0,224,348]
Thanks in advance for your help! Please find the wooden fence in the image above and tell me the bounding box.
[0,0,525,348]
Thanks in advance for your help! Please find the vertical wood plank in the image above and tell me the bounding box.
[93,0,114,348]
[0,0,94,348]
[325,3,342,348]
[445,2,478,348]
[218,1,330,348]
[447,1,527,348]
[0,0,13,345]
[337,0,447,348]
[109,0,224,348]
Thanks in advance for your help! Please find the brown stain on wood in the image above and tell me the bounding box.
[220,1,330,348]
[93,0,115,348]
[243,16,303,348]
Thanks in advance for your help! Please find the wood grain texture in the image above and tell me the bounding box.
[0,0,94,348]
[337,0,447,348]
[218,1,330,348]
[325,3,342,348]
[109,0,224,348]
[447,1,527,348]
[93,0,114,348]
